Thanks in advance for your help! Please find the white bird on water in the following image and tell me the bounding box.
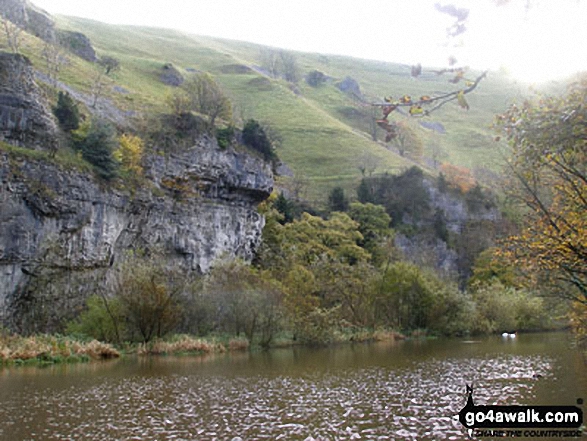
[501,332,517,338]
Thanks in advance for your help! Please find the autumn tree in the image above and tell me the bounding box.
[115,251,184,344]
[496,75,587,306]
[181,73,232,128]
[114,133,144,178]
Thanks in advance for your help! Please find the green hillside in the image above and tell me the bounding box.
[16,15,526,203]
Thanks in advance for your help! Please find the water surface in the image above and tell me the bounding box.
[0,333,585,440]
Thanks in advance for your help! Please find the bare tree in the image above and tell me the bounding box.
[42,41,68,87]
[259,48,280,78]
[279,50,300,83]
[91,56,120,108]
[1,13,24,53]
[182,72,232,127]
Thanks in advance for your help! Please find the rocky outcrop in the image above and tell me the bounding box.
[160,63,184,87]
[337,76,362,98]
[0,0,55,41]
[0,138,273,333]
[56,30,97,62]
[0,52,58,150]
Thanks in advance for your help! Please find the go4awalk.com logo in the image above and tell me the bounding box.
[458,385,584,438]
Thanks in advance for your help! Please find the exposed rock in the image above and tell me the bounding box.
[337,76,362,98]
[56,30,97,62]
[419,120,446,134]
[160,63,184,87]
[0,52,57,150]
[0,137,273,333]
[220,64,253,74]
[0,0,55,42]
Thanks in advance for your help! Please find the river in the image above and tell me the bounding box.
[0,333,585,440]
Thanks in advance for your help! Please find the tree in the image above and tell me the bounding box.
[328,186,349,212]
[53,91,80,132]
[393,120,424,158]
[115,251,184,344]
[98,56,120,75]
[91,55,120,107]
[496,75,587,305]
[242,119,276,162]
[42,41,68,87]
[348,202,394,266]
[114,134,144,177]
[181,73,232,127]
[259,48,281,78]
[74,119,119,180]
[204,260,285,346]
[279,50,300,83]
[1,12,24,54]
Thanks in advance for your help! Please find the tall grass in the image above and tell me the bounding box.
[0,333,120,365]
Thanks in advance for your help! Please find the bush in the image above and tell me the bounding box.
[471,281,548,334]
[215,126,235,149]
[328,186,349,212]
[73,119,119,180]
[242,119,276,162]
[53,91,80,132]
[66,295,125,343]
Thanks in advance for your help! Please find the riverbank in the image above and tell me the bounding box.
[0,334,120,366]
[0,328,407,367]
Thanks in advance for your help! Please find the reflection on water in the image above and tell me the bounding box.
[0,333,584,440]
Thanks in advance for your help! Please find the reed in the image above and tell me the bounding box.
[0,334,119,364]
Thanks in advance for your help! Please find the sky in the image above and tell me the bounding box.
[31,0,587,84]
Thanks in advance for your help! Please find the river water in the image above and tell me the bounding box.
[0,333,585,440]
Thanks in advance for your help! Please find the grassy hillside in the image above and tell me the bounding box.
[8,14,527,203]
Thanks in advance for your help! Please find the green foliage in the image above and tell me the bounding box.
[327,186,349,212]
[73,119,119,180]
[53,91,80,132]
[359,167,430,228]
[66,295,125,343]
[348,202,393,266]
[242,119,276,162]
[274,192,295,224]
[470,281,548,333]
[215,126,235,149]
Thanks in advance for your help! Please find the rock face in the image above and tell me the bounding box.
[56,30,97,62]
[160,63,184,87]
[0,138,273,333]
[0,0,55,41]
[337,76,362,98]
[0,52,58,150]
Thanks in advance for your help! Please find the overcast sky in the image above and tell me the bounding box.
[31,0,587,84]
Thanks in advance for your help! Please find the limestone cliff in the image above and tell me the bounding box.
[0,138,273,333]
[0,52,57,150]
[0,53,273,334]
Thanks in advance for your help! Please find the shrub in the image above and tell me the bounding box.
[66,295,125,344]
[53,91,80,132]
[242,119,276,162]
[73,119,119,180]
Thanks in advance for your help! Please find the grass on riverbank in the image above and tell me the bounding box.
[0,334,120,366]
[0,328,408,367]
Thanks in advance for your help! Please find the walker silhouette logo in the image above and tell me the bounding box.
[458,384,583,432]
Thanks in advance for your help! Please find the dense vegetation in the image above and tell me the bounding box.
[0,7,584,358]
